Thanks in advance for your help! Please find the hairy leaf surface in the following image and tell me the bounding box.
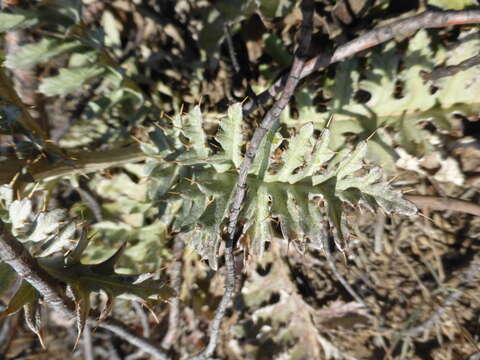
[143,105,416,269]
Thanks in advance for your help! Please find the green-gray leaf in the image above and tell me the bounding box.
[39,66,106,96]
[5,38,82,70]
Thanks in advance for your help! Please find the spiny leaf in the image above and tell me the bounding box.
[300,129,335,178]
[40,245,176,301]
[69,282,90,350]
[5,38,82,71]
[250,126,282,178]
[0,10,39,32]
[147,165,181,201]
[148,126,171,154]
[28,209,67,242]
[335,141,368,181]
[39,66,106,96]
[172,186,208,232]
[0,185,14,208]
[66,227,90,265]
[24,302,45,349]
[90,242,127,274]
[287,30,480,168]
[9,199,32,232]
[141,104,416,267]
[187,172,236,270]
[39,221,77,257]
[214,102,244,170]
[269,123,315,183]
[245,185,271,257]
[180,105,209,160]
[322,177,347,245]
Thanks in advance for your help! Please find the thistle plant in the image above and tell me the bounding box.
[1,0,480,359]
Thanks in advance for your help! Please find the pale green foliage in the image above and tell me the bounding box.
[286,30,480,170]
[7,197,68,243]
[5,38,82,71]
[8,199,32,234]
[213,103,244,171]
[0,185,175,343]
[28,209,67,243]
[428,0,477,9]
[0,0,81,33]
[180,106,209,160]
[0,0,143,153]
[87,166,173,269]
[39,66,106,96]
[38,237,175,344]
[436,30,480,106]
[101,11,122,48]
[143,105,416,269]
[0,10,38,32]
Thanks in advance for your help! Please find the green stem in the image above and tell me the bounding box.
[1,144,147,186]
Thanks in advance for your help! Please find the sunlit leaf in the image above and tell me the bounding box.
[28,209,66,242]
[428,0,477,9]
[39,66,106,96]
[0,10,38,32]
[9,199,32,232]
[5,38,82,70]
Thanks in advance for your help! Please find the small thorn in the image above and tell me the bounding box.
[28,182,40,198]
[417,211,434,222]
[365,128,378,142]
[325,113,334,129]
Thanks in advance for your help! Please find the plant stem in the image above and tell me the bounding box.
[1,144,147,186]
[0,219,170,360]
[190,2,315,359]
[243,9,480,115]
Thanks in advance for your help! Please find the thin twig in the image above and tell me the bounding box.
[190,2,315,360]
[404,194,480,216]
[161,239,185,350]
[422,53,480,81]
[243,9,480,115]
[0,220,170,360]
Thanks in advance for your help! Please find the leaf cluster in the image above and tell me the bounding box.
[141,104,416,269]
[0,185,174,346]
